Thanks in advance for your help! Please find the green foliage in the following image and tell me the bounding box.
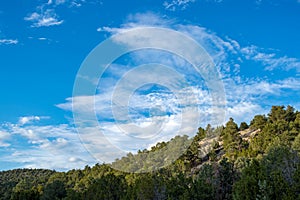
[233,159,262,200]
[190,164,215,199]
[292,133,300,152]
[268,105,296,123]
[223,118,242,159]
[41,180,66,200]
[111,135,192,173]
[233,145,300,200]
[250,115,267,130]
[239,122,249,131]
[83,174,127,200]
[0,169,54,200]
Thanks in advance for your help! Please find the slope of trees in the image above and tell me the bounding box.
[1,105,300,199]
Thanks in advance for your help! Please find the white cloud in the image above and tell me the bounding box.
[101,12,300,118]
[223,77,300,123]
[163,0,224,11]
[0,39,18,45]
[18,116,50,126]
[24,9,63,27]
[227,102,263,123]
[94,12,300,122]
[46,0,85,6]
[28,36,53,42]
[54,0,67,5]
[38,37,47,40]
[241,45,300,72]
[0,121,96,171]
[24,0,86,28]
[97,13,172,34]
[97,13,240,75]
[97,26,122,33]
[0,130,10,147]
[163,0,196,11]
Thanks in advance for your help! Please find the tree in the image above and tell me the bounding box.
[285,105,296,122]
[217,158,235,200]
[166,172,190,199]
[292,133,300,152]
[223,118,241,159]
[250,115,267,130]
[205,124,213,137]
[233,159,263,200]
[234,145,300,200]
[41,180,66,200]
[83,174,127,200]
[268,105,296,124]
[11,179,40,200]
[261,145,299,199]
[268,106,286,123]
[193,164,217,198]
[239,122,249,131]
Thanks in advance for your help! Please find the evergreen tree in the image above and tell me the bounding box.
[223,118,241,159]
[239,122,249,131]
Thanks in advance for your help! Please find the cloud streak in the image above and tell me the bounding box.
[24,0,86,27]
[0,39,18,45]
[163,0,196,11]
[24,9,64,27]
[241,45,300,72]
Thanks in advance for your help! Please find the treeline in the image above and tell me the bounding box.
[1,105,300,199]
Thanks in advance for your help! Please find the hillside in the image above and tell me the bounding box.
[1,105,300,200]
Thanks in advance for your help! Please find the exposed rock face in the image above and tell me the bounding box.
[239,128,261,141]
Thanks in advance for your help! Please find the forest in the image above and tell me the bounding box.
[1,105,300,200]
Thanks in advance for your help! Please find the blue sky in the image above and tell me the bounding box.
[0,0,300,171]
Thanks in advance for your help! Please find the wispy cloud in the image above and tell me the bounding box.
[0,130,10,147]
[47,0,85,7]
[224,77,300,123]
[163,0,196,11]
[38,37,48,41]
[97,13,231,74]
[97,12,172,33]
[163,0,224,11]
[53,0,67,5]
[0,39,18,45]
[18,116,40,126]
[24,0,86,27]
[24,9,63,27]
[0,119,96,170]
[95,12,300,123]
[241,45,300,72]
[28,36,53,43]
